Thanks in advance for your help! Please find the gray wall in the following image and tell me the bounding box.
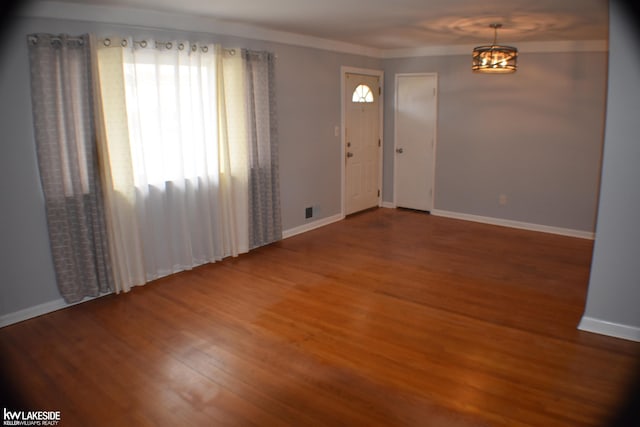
[581,3,640,333]
[0,18,61,316]
[383,51,607,232]
[0,15,380,316]
[0,6,617,324]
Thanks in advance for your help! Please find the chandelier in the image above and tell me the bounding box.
[472,24,518,73]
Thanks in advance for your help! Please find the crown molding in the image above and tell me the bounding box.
[21,1,382,58]
[22,2,607,59]
[381,39,608,59]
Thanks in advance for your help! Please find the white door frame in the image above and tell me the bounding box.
[393,72,438,211]
[340,66,384,217]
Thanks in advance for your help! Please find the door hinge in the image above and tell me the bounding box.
[378,139,381,147]
[377,189,380,197]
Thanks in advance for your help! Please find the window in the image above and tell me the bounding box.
[95,39,282,292]
[352,84,374,103]
[120,48,220,187]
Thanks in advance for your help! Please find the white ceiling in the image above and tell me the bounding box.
[35,0,608,49]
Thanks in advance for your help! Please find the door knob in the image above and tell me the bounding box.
[396,148,404,154]
[347,152,354,158]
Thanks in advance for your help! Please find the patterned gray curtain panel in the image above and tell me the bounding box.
[244,50,282,249]
[27,33,113,303]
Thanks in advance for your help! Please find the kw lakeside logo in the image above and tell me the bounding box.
[3,408,61,426]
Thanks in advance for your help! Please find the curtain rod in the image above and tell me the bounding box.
[101,37,236,55]
[27,33,274,58]
[27,34,85,45]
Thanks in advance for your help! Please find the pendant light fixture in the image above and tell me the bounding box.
[472,23,518,73]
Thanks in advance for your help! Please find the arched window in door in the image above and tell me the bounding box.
[352,84,374,103]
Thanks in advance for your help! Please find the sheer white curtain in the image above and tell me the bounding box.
[93,38,250,292]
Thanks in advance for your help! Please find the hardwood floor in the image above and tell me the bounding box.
[1,208,639,426]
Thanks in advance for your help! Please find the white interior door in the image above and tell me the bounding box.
[345,73,380,215]
[394,74,437,211]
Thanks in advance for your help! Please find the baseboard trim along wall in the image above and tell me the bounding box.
[431,209,595,240]
[380,201,395,209]
[0,210,597,328]
[0,294,110,328]
[0,299,67,328]
[282,213,344,239]
[578,316,640,342]
[1,215,346,328]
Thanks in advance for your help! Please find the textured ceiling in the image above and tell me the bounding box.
[35,0,609,49]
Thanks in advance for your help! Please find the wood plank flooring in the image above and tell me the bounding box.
[1,208,639,426]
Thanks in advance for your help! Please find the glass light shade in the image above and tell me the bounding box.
[472,45,518,73]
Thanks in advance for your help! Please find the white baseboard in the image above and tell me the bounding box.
[578,316,640,342]
[282,213,344,239]
[431,209,595,240]
[380,201,395,209]
[1,209,594,328]
[2,216,344,328]
[1,298,69,328]
[0,293,112,328]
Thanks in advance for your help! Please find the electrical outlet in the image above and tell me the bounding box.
[305,207,313,219]
[499,194,508,205]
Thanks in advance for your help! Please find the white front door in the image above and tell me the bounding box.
[345,73,381,215]
[394,74,437,211]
